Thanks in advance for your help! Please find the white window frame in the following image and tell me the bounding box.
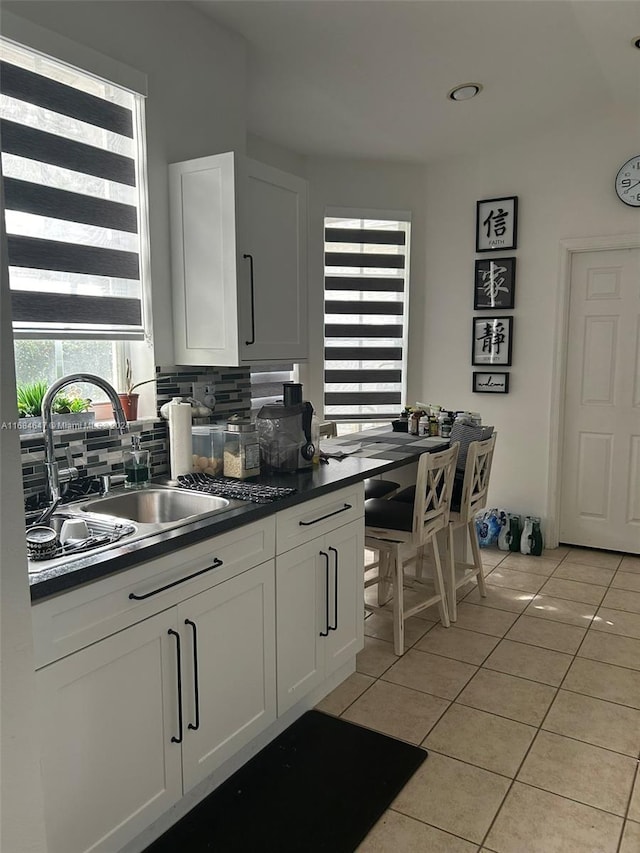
[323,206,411,428]
[1,19,154,418]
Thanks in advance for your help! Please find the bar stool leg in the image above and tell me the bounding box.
[448,523,457,622]
[430,536,450,628]
[415,544,424,580]
[378,549,392,606]
[391,552,405,656]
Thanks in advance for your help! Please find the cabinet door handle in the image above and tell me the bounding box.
[243,253,255,345]
[319,550,330,637]
[168,629,183,744]
[299,504,352,527]
[328,546,338,631]
[128,559,223,600]
[185,619,200,731]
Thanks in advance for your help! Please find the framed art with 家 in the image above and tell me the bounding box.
[474,257,516,309]
[472,316,513,366]
[473,372,510,394]
[476,196,518,252]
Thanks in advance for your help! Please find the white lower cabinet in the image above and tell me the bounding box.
[34,490,365,853]
[276,519,364,715]
[37,560,276,853]
[178,562,276,793]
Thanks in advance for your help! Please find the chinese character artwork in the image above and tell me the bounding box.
[472,316,513,366]
[477,320,505,355]
[474,257,516,309]
[476,196,518,252]
[482,208,509,240]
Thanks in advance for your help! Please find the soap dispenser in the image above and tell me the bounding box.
[124,434,150,489]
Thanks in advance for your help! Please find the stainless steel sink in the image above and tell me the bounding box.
[80,488,230,524]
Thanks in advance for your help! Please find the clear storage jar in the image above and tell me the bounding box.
[192,425,225,475]
[224,421,260,479]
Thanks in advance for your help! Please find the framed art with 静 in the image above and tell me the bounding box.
[476,196,518,252]
[472,316,513,366]
[474,257,516,309]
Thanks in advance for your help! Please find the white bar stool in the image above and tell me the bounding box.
[363,442,460,655]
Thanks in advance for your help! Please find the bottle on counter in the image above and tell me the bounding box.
[438,411,453,438]
[124,434,150,489]
[224,420,260,479]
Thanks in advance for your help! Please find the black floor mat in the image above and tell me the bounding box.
[143,710,428,853]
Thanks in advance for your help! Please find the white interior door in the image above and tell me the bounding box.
[560,247,640,553]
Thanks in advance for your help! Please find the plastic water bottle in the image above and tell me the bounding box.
[521,516,543,556]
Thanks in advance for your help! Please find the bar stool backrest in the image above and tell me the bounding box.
[458,433,497,522]
[412,442,460,544]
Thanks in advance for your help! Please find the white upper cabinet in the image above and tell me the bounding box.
[169,152,308,365]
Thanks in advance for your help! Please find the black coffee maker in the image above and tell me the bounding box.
[256,383,315,472]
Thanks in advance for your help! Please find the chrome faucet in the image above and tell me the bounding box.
[42,373,128,503]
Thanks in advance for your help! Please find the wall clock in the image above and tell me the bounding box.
[615,155,640,207]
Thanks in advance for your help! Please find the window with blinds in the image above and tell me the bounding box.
[324,214,410,422]
[0,39,148,339]
[250,364,295,411]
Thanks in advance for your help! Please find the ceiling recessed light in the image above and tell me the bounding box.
[633,36,640,49]
[447,83,483,101]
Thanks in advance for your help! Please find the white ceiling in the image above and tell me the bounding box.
[192,0,640,164]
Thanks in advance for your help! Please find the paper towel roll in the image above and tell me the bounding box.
[168,399,193,480]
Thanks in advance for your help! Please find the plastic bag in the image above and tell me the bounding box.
[475,508,502,547]
[498,512,522,551]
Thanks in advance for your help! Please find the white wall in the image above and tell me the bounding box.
[296,108,639,537]
[4,0,249,367]
[421,108,640,526]
[246,131,307,179]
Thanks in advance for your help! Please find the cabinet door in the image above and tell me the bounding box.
[169,151,242,366]
[324,520,365,676]
[238,158,308,362]
[179,561,277,793]
[275,540,327,715]
[169,152,308,366]
[37,610,182,853]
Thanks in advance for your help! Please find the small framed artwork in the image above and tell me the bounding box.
[474,257,516,309]
[472,316,513,366]
[473,371,510,394]
[476,196,518,252]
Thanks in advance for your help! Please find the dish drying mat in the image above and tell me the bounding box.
[177,473,297,503]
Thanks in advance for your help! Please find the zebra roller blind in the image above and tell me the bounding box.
[0,40,147,339]
[324,214,410,421]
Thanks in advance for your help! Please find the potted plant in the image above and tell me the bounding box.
[17,381,94,432]
[118,358,155,421]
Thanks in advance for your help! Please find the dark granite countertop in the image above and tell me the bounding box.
[29,429,448,602]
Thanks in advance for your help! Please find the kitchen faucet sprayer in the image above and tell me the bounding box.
[42,373,129,503]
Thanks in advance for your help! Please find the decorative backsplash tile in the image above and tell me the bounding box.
[22,364,251,506]
[155,365,251,421]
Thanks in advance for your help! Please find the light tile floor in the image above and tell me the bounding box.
[316,546,640,853]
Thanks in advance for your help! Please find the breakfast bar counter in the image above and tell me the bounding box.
[28,428,448,601]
